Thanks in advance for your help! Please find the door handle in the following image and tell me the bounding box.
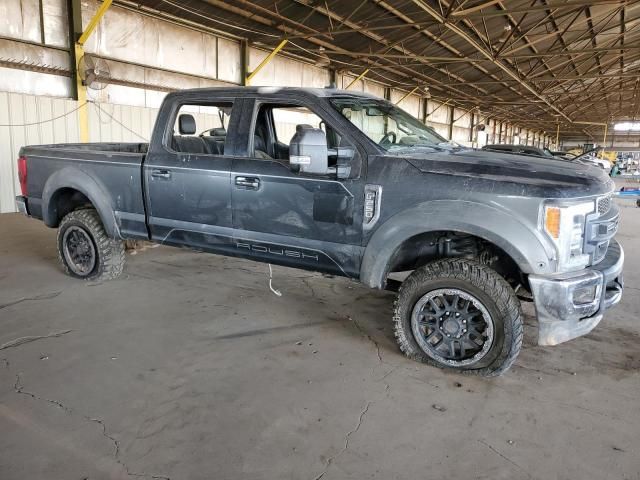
[151,169,171,179]
[235,176,260,189]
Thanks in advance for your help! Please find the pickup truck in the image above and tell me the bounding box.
[14,86,624,376]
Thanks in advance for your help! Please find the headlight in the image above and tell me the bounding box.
[542,200,595,271]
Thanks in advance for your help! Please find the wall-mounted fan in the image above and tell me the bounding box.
[77,54,111,90]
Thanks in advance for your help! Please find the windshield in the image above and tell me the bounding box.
[330,97,451,151]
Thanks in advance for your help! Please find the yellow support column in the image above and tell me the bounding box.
[246,39,288,86]
[74,0,113,142]
[75,44,89,142]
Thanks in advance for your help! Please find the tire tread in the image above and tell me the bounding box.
[392,258,522,376]
[56,209,125,281]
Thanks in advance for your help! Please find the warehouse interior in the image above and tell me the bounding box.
[1,0,639,479]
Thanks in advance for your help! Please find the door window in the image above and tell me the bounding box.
[169,102,233,155]
[251,103,347,165]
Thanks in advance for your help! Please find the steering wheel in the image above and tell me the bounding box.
[198,127,219,137]
[380,131,397,146]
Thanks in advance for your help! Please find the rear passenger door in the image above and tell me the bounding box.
[144,97,239,254]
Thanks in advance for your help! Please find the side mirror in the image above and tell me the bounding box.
[328,147,354,179]
[289,124,329,175]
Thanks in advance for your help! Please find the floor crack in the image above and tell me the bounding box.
[0,329,72,351]
[13,373,170,479]
[0,291,62,310]
[477,439,533,479]
[351,317,383,365]
[302,278,319,299]
[313,401,371,480]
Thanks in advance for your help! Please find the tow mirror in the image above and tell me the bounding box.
[289,124,330,175]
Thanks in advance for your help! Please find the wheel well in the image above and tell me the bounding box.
[385,231,525,289]
[48,188,94,227]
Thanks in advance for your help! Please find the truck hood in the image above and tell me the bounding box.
[397,148,613,197]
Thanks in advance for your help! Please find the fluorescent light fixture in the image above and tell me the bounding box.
[614,122,640,132]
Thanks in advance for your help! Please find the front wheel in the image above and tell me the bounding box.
[393,259,522,376]
[57,209,125,281]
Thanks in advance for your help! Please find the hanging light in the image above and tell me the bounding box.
[315,47,330,67]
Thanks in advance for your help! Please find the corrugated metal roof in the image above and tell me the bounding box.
[121,0,640,137]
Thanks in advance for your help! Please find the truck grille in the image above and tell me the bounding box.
[597,195,612,216]
[585,199,618,265]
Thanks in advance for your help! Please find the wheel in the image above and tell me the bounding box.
[393,258,522,376]
[57,209,125,281]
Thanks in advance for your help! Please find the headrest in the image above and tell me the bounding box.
[296,124,315,133]
[178,114,196,135]
[210,127,226,137]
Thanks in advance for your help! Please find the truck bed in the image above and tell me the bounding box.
[21,142,148,240]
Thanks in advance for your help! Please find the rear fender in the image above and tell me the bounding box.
[42,167,120,238]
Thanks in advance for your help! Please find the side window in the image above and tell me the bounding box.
[252,103,346,160]
[272,106,324,147]
[170,102,232,155]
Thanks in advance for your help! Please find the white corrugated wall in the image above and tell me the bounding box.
[0,92,162,213]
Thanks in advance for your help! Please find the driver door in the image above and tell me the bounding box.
[230,98,365,277]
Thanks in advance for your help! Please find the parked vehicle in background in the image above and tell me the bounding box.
[572,148,613,170]
[488,145,611,171]
[550,151,576,160]
[14,87,624,376]
[481,144,554,157]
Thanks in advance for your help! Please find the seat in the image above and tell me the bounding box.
[254,134,272,159]
[173,135,208,154]
[172,113,208,154]
[202,137,223,155]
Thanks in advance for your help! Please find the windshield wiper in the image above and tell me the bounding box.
[388,144,444,152]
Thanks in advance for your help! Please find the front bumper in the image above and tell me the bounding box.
[15,195,28,215]
[529,240,624,346]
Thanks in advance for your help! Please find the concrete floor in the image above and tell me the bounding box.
[1,200,639,480]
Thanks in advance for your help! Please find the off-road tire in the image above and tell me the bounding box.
[57,209,125,281]
[393,258,522,376]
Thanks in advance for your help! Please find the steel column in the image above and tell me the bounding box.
[71,0,113,142]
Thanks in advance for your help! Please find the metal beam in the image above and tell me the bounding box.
[410,0,572,122]
[501,44,640,58]
[395,86,419,105]
[345,69,370,90]
[240,39,249,86]
[452,0,627,18]
[448,105,455,140]
[245,38,288,85]
[78,0,112,45]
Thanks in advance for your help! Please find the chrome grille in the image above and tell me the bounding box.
[585,197,618,265]
[597,195,612,216]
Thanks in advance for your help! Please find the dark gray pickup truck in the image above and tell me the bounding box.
[15,86,624,376]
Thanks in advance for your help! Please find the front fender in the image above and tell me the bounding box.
[42,167,120,238]
[360,200,554,289]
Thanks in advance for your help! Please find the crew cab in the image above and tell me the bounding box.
[14,87,624,376]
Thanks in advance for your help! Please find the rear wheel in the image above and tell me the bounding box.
[393,258,522,376]
[57,209,125,281]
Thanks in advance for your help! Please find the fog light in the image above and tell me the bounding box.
[573,285,597,305]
